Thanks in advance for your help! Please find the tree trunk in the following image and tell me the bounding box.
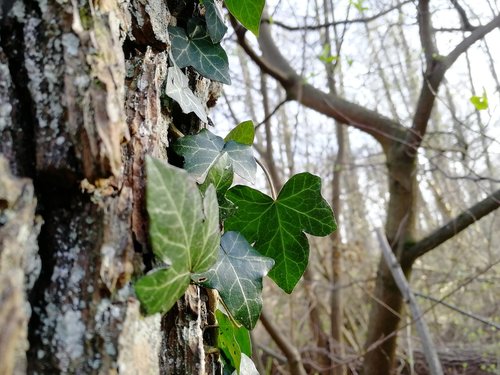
[0,0,221,373]
[362,145,417,375]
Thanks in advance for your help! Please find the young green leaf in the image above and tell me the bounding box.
[224,0,265,36]
[216,309,252,371]
[174,129,256,183]
[204,0,228,43]
[225,173,336,293]
[169,19,231,84]
[470,90,488,110]
[224,120,255,145]
[165,62,208,122]
[193,232,274,329]
[134,157,220,314]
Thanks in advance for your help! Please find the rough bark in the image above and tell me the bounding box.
[0,0,221,373]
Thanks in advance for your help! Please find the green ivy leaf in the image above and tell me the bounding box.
[193,232,274,329]
[470,90,488,110]
[174,129,256,184]
[134,157,220,314]
[199,154,235,220]
[224,0,265,36]
[169,19,231,84]
[165,60,208,122]
[225,173,336,293]
[216,309,252,371]
[204,0,228,43]
[224,120,255,145]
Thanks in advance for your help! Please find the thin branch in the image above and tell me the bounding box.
[414,292,500,330]
[260,310,307,375]
[261,0,413,31]
[255,98,289,130]
[376,229,444,375]
[405,189,500,262]
[450,0,477,31]
[230,15,406,151]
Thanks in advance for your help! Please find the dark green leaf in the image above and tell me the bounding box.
[169,21,231,84]
[216,309,252,371]
[224,0,265,36]
[225,173,336,293]
[134,157,220,314]
[224,120,255,145]
[204,0,228,43]
[174,129,256,183]
[193,232,274,329]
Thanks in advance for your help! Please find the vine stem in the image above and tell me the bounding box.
[255,158,277,199]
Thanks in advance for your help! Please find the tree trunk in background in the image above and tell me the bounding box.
[0,0,221,373]
[362,145,417,375]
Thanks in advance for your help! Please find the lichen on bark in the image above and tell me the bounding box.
[0,0,222,373]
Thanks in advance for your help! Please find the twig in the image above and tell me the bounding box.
[414,292,500,330]
[256,158,278,199]
[376,229,444,375]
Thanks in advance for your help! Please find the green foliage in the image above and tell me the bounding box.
[134,157,220,314]
[470,90,489,110]
[204,0,228,43]
[193,232,274,329]
[224,120,255,145]
[349,0,368,12]
[225,173,337,293]
[174,128,257,183]
[224,0,265,36]
[216,308,252,371]
[318,44,338,65]
[169,19,231,84]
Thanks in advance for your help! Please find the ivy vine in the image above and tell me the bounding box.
[135,2,337,373]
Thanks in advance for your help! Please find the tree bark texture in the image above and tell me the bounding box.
[0,0,221,373]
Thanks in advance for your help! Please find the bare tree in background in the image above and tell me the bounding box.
[222,0,500,374]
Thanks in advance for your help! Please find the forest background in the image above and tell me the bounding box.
[0,0,499,374]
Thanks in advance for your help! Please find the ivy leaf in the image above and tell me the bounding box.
[174,129,256,184]
[470,90,488,110]
[199,154,235,220]
[165,62,208,122]
[234,354,259,375]
[224,120,255,145]
[204,0,228,43]
[169,19,231,84]
[216,309,252,371]
[134,157,220,314]
[225,173,336,293]
[193,232,274,329]
[224,0,265,36]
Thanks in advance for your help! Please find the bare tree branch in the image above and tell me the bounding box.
[261,0,413,31]
[450,0,477,31]
[260,311,308,375]
[406,7,500,155]
[406,189,500,262]
[230,16,406,151]
[377,229,444,375]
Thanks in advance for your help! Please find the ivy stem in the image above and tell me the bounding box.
[256,158,277,199]
[169,123,185,138]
